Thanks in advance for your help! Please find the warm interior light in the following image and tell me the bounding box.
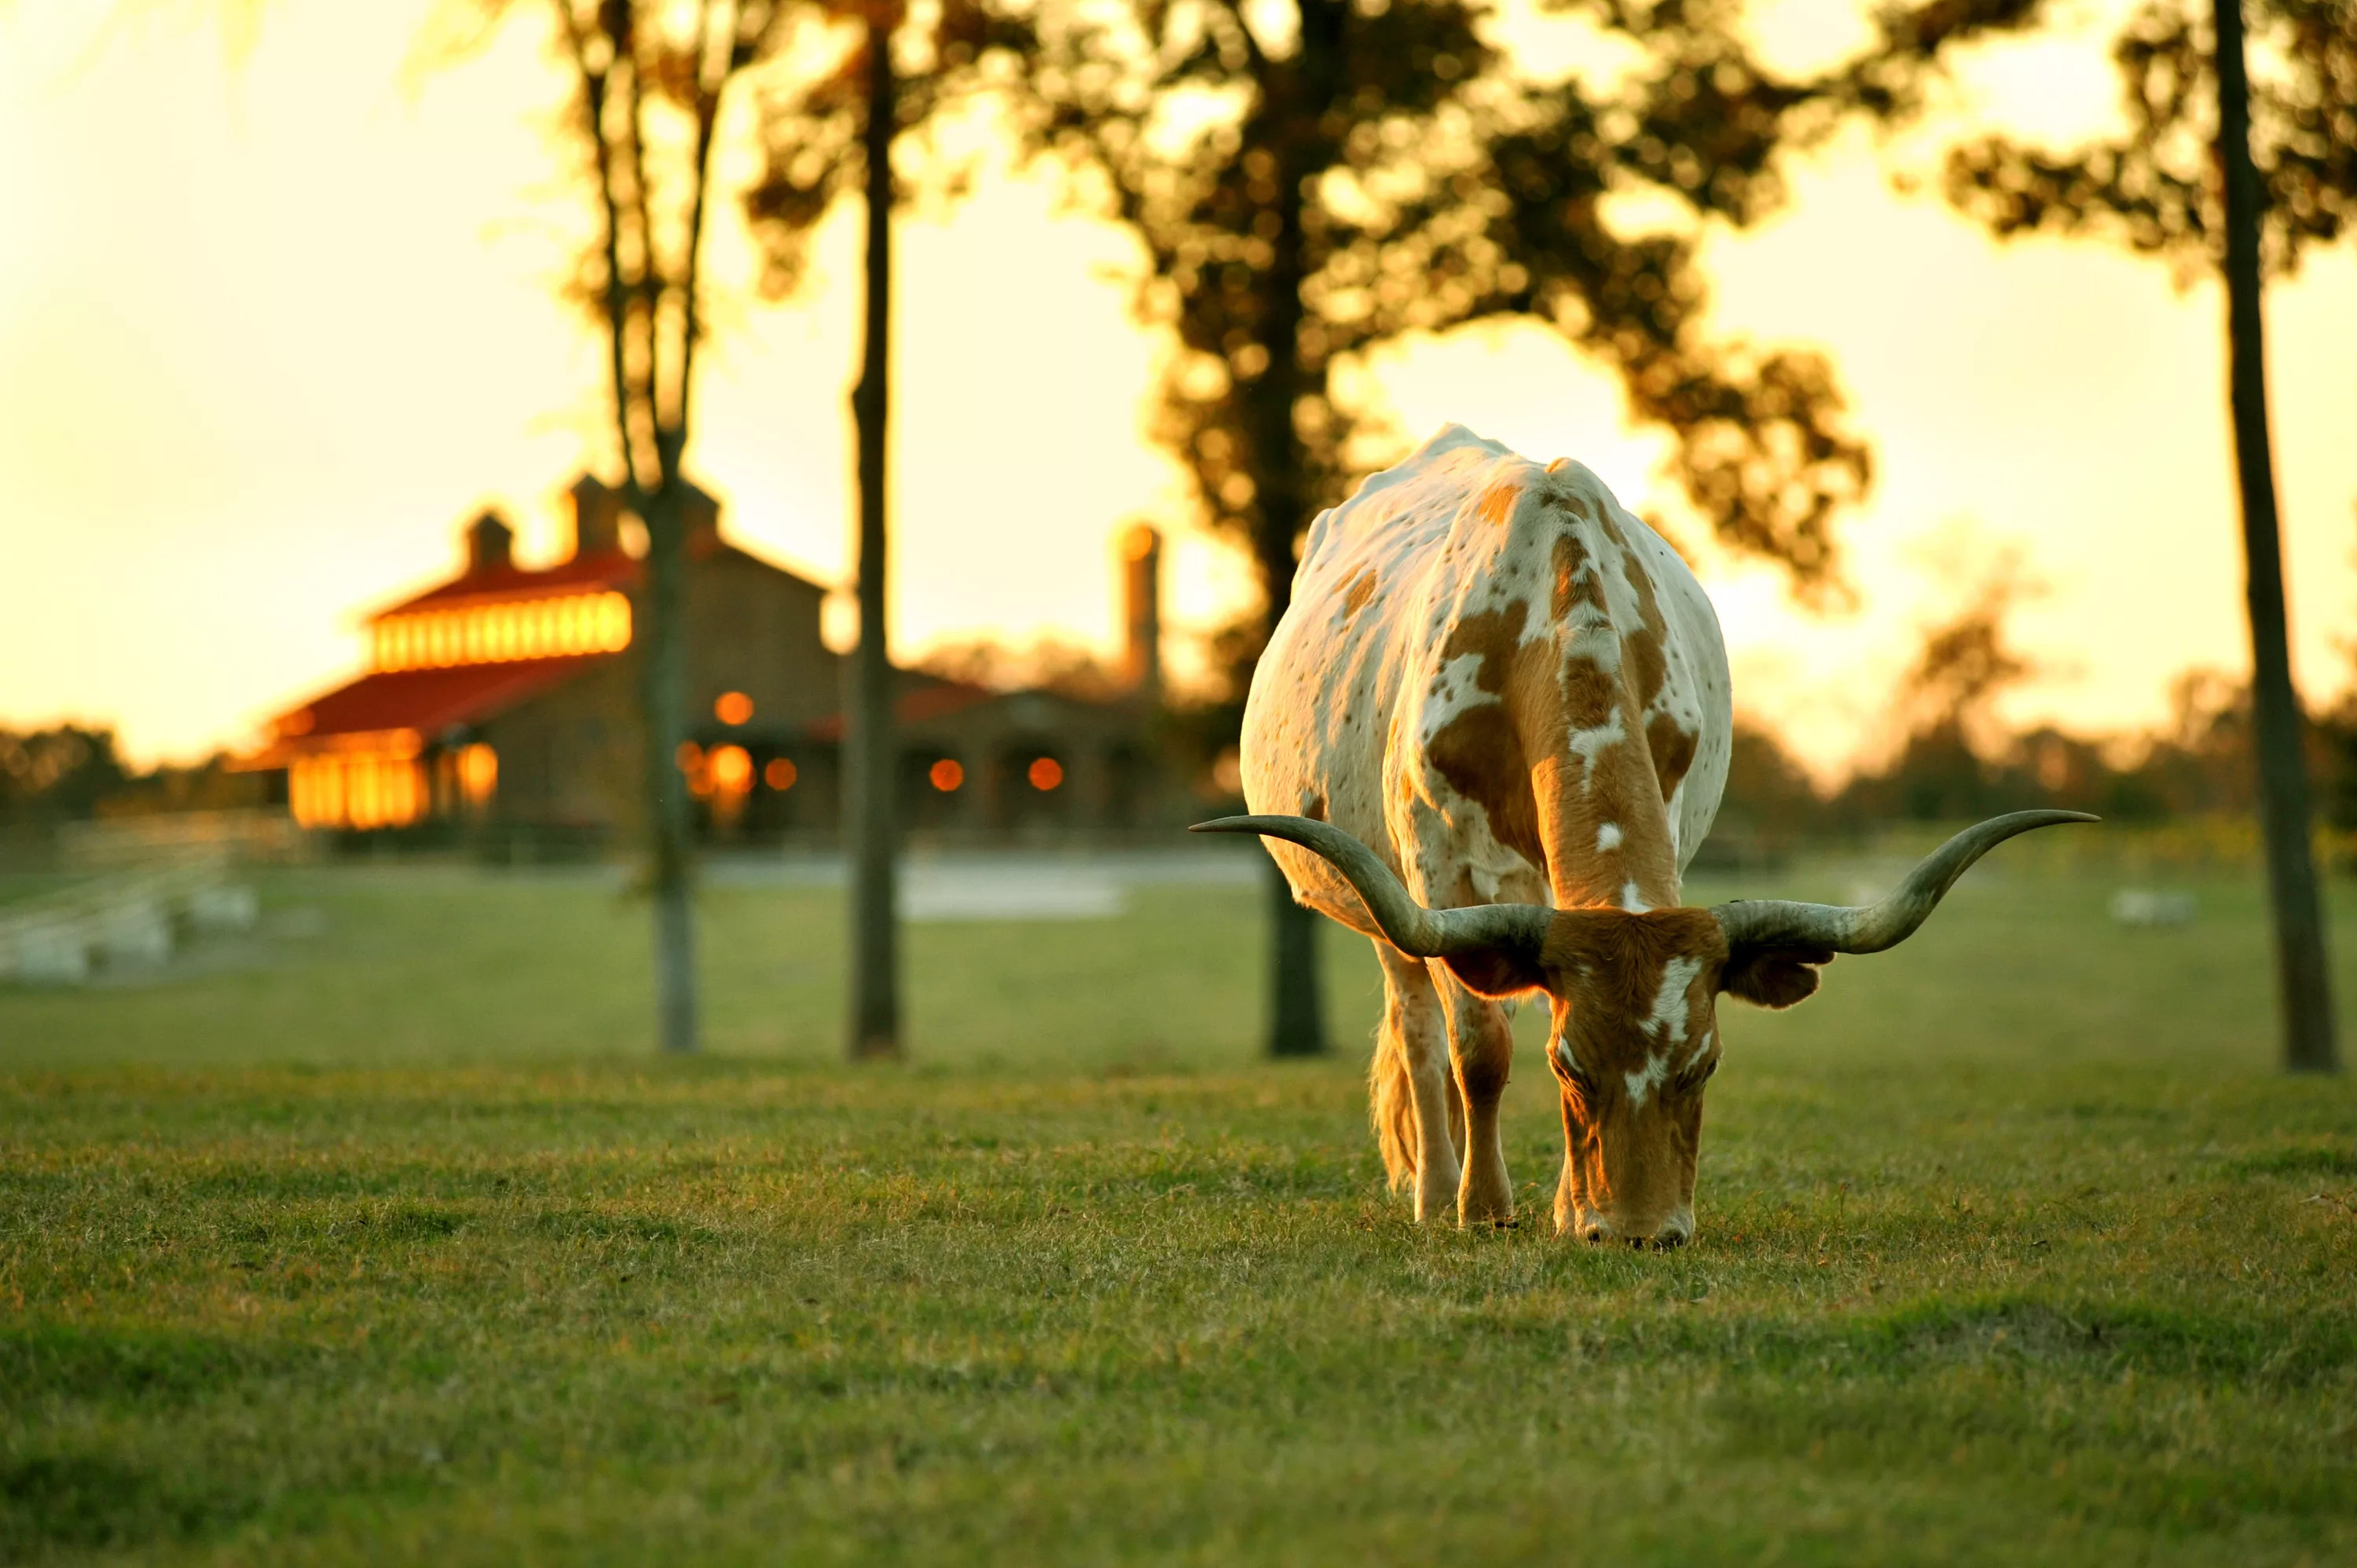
[290,749,427,830]
[597,592,632,650]
[1028,757,1063,791]
[375,592,629,669]
[764,757,797,790]
[929,758,964,792]
[715,691,753,726]
[676,741,702,772]
[709,744,753,793]
[458,742,497,808]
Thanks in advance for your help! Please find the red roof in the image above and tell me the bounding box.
[368,536,822,621]
[372,549,640,618]
[249,657,610,764]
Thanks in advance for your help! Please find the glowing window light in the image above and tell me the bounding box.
[289,758,318,826]
[596,592,632,650]
[715,691,753,726]
[709,744,753,794]
[929,759,964,792]
[352,756,382,827]
[1028,757,1064,791]
[764,758,797,790]
[563,596,588,653]
[458,743,497,807]
[313,757,343,826]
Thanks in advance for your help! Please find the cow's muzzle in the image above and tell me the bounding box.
[1575,1212,1693,1250]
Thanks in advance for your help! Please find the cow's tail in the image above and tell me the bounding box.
[1369,1009,1417,1193]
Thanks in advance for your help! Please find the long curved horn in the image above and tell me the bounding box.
[1189,815,1551,959]
[1714,809,2098,954]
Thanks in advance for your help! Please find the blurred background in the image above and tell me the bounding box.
[4,0,2354,1063]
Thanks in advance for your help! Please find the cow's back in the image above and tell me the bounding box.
[1242,425,1731,930]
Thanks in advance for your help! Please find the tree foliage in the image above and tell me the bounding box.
[742,0,1034,294]
[1019,0,1886,610]
[1860,0,2357,280]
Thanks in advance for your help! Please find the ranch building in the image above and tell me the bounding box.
[240,475,1173,852]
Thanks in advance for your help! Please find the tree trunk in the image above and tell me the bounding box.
[1248,54,1329,1060]
[641,477,699,1054]
[2216,0,2339,1073]
[846,12,901,1061]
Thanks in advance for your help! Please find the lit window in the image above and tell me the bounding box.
[458,743,497,808]
[596,592,632,650]
[764,758,798,790]
[1028,757,1063,791]
[291,749,427,830]
[715,691,753,726]
[929,759,964,792]
[709,745,753,795]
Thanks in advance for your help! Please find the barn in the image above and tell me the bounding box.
[239,475,1171,852]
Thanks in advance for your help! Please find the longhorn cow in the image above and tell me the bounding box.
[1197,425,2091,1245]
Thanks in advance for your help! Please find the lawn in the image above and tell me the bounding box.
[2,851,2354,1564]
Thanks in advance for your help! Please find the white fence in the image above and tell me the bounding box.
[0,863,259,984]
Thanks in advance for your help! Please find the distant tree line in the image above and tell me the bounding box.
[0,729,262,830]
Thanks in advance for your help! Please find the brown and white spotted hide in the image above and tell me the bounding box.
[1242,424,1737,1243]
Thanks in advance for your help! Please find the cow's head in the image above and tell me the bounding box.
[1192,811,2095,1247]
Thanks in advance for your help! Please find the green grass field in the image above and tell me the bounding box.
[3,853,2355,1564]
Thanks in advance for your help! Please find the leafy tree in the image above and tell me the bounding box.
[448,0,799,1053]
[1858,0,2348,1070]
[1019,0,1885,1053]
[0,727,134,826]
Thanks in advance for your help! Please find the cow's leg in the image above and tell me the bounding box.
[1373,941,1461,1223]
[1435,973,1516,1225]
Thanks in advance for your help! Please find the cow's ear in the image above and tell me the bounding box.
[1719,943,1835,1009]
[1439,947,1546,998]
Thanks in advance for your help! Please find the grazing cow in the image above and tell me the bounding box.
[1196,426,2091,1245]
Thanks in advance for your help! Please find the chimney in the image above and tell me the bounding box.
[569,473,623,559]
[465,509,515,576]
[1120,523,1163,705]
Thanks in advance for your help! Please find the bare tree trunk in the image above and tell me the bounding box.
[641,477,699,1054]
[2216,0,2339,1073]
[1244,12,1346,1060]
[846,12,901,1061]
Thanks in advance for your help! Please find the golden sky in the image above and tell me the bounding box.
[3,0,2354,777]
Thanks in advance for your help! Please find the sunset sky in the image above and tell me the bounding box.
[4,0,2354,779]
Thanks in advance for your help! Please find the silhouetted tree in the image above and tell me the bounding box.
[1021,0,1885,1053]
[0,727,134,826]
[445,1,799,1054]
[1860,0,2345,1069]
[743,1,1030,1061]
